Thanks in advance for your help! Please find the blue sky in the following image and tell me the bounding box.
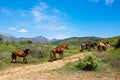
[0,0,120,39]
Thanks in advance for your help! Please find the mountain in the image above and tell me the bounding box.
[0,33,56,43]
[0,33,18,41]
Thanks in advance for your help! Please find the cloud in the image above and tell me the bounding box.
[105,0,115,5]
[53,9,67,15]
[90,0,115,5]
[31,2,67,22]
[0,8,12,16]
[32,10,43,22]
[31,2,49,22]
[9,27,17,30]
[33,2,48,11]
[18,29,28,33]
[9,27,28,33]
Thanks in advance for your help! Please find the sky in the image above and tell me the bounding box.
[0,0,120,39]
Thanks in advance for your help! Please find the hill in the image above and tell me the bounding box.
[100,36,120,46]
[52,37,103,46]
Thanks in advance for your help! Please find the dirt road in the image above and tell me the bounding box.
[0,52,119,80]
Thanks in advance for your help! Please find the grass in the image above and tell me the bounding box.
[58,48,120,74]
[0,42,81,71]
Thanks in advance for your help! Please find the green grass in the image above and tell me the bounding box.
[58,48,120,73]
[0,42,81,71]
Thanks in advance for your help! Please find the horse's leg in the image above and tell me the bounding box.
[15,56,17,63]
[24,57,28,63]
[53,53,57,60]
[23,57,25,63]
[11,54,14,63]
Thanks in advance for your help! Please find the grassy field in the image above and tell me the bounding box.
[0,41,81,70]
[58,48,120,74]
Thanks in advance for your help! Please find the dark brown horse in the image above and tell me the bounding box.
[49,44,69,62]
[11,49,31,63]
[84,42,97,51]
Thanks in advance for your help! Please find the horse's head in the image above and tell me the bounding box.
[24,49,31,55]
[62,44,69,50]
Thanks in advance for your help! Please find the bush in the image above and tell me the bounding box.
[115,38,120,49]
[75,54,98,71]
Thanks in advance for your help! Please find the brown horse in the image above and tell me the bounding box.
[11,49,31,63]
[49,44,69,62]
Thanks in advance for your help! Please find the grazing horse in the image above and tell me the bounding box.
[97,42,111,51]
[11,49,31,63]
[80,43,86,51]
[82,42,97,51]
[97,43,107,51]
[49,44,69,62]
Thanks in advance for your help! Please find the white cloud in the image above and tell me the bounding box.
[31,2,67,22]
[53,9,67,15]
[18,29,28,33]
[31,2,49,22]
[33,2,48,11]
[9,27,28,33]
[105,0,115,5]
[32,10,43,22]
[90,0,115,5]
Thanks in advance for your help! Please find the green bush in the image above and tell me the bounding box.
[75,54,98,71]
[115,38,120,49]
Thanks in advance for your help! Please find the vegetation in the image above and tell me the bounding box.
[0,39,80,70]
[100,36,120,46]
[75,54,98,71]
[0,35,120,74]
[115,38,120,48]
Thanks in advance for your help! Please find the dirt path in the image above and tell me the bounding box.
[0,52,119,80]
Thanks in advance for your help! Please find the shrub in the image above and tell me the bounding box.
[115,38,120,49]
[75,54,98,71]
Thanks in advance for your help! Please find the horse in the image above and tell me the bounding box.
[97,42,107,51]
[80,42,97,51]
[97,42,111,51]
[49,44,69,62]
[80,43,86,51]
[11,49,31,63]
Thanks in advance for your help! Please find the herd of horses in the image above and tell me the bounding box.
[10,42,111,63]
[80,42,111,51]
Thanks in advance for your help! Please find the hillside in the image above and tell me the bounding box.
[52,37,103,46]
[100,36,120,46]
